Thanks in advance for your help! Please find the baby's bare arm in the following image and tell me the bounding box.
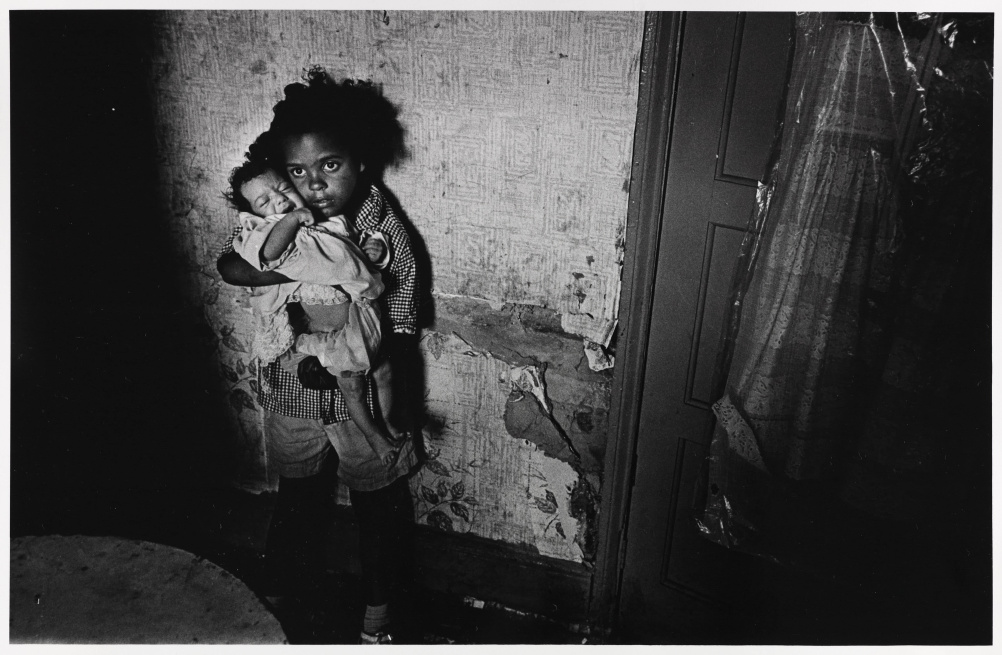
[261,208,314,262]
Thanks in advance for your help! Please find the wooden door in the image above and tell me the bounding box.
[612,12,793,642]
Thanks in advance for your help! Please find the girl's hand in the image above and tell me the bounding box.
[362,236,387,263]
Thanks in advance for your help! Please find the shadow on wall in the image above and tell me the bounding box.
[10,11,234,534]
[377,183,434,450]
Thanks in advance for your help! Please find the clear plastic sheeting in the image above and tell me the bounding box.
[697,12,992,567]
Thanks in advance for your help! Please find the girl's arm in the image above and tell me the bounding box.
[381,215,418,335]
[261,208,315,262]
[217,250,293,286]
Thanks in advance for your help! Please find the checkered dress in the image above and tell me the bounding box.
[218,184,418,423]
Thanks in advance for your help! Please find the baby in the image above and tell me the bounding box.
[227,160,403,467]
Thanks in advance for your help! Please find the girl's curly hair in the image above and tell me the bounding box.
[252,66,407,179]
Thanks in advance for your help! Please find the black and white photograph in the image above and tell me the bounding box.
[6,6,994,645]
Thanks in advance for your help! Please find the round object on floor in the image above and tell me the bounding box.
[10,535,286,644]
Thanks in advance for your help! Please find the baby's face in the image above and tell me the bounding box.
[240,169,306,216]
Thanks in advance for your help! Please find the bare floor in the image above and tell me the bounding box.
[10,484,589,645]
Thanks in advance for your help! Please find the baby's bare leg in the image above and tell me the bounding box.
[336,373,397,467]
[369,357,405,440]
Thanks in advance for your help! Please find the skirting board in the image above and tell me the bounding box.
[326,506,593,624]
[411,525,593,623]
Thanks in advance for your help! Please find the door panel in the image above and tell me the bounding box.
[618,12,793,642]
[718,14,796,182]
[688,222,746,408]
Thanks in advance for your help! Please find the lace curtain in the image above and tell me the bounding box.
[697,13,990,564]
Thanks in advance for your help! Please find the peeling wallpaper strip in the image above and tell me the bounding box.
[511,366,552,414]
[418,332,583,562]
[149,10,644,560]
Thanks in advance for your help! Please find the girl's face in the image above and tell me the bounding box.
[281,132,364,219]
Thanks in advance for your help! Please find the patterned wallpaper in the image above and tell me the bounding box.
[149,10,644,562]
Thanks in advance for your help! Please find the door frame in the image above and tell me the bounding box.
[589,11,685,629]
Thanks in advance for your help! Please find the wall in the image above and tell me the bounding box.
[150,10,644,563]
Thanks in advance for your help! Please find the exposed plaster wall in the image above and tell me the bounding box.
[149,10,643,563]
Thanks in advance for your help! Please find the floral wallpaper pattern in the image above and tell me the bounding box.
[413,331,584,561]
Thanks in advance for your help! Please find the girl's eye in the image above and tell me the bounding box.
[288,167,305,178]
[322,161,341,173]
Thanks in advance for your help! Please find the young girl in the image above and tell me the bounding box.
[217,68,419,643]
[226,159,403,468]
